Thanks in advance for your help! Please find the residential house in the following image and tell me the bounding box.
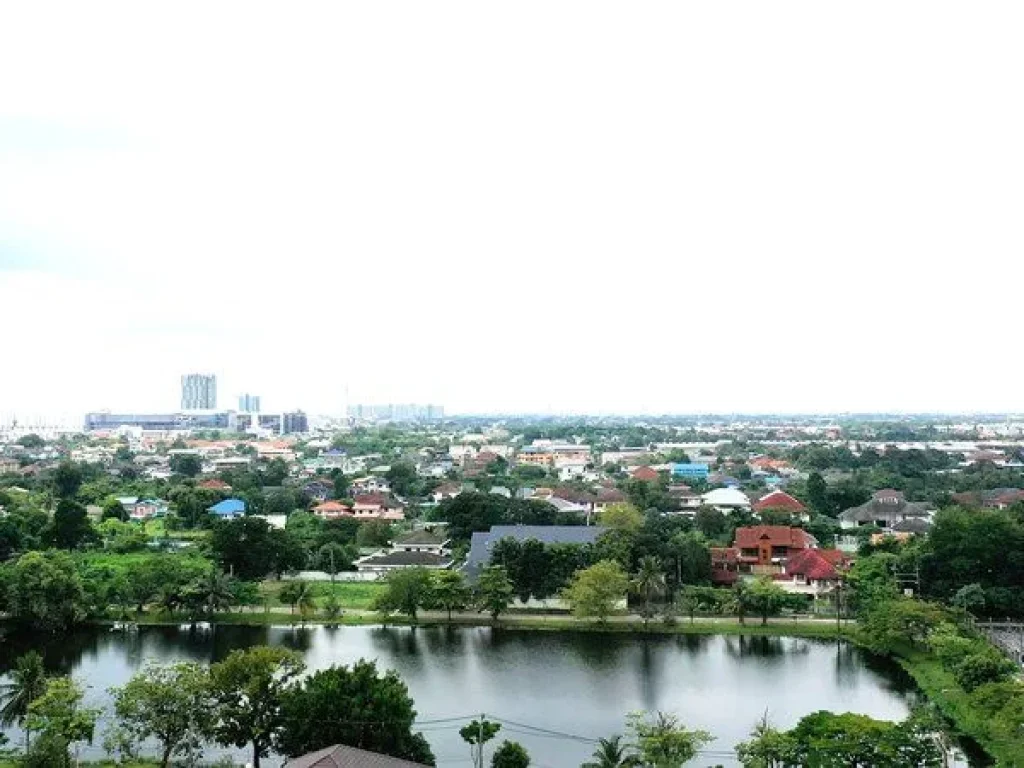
[352,493,405,521]
[734,526,817,570]
[701,487,751,512]
[670,463,710,481]
[546,495,590,519]
[781,548,850,597]
[198,478,232,492]
[711,525,829,589]
[431,482,462,503]
[350,476,390,495]
[631,466,659,482]
[0,457,21,474]
[208,498,246,519]
[552,487,597,516]
[668,484,702,512]
[284,743,430,768]
[355,528,452,574]
[465,525,607,581]
[839,489,934,533]
[312,500,353,520]
[302,480,334,502]
[593,488,627,515]
[752,490,807,519]
[128,499,168,521]
[951,488,1024,509]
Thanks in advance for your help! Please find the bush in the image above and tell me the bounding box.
[952,649,1017,692]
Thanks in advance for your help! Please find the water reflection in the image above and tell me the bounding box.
[0,625,981,768]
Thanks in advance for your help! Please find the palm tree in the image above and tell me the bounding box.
[0,652,47,750]
[322,593,342,625]
[631,556,667,629]
[582,735,639,768]
[295,581,318,623]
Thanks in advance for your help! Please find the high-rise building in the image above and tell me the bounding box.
[283,411,309,434]
[181,374,217,411]
[238,394,261,413]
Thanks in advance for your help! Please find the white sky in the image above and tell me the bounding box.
[1,2,1022,421]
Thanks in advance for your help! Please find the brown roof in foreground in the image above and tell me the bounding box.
[632,466,659,481]
[284,743,430,768]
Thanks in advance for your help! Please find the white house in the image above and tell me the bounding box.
[701,487,751,512]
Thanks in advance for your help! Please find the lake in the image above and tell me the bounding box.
[0,624,978,766]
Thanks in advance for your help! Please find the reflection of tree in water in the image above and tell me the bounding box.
[564,631,626,670]
[858,647,918,698]
[637,637,665,710]
[722,635,788,665]
[832,640,862,688]
[673,633,711,655]
[1,627,100,676]
[278,625,315,653]
[369,627,426,675]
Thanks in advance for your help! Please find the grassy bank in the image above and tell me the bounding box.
[259,579,386,610]
[890,645,1023,767]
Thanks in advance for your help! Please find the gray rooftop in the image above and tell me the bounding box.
[465,524,607,579]
[284,743,430,768]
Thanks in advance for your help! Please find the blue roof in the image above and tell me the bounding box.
[208,498,246,515]
[465,525,607,580]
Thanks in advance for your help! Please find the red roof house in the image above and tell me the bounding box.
[631,466,659,482]
[312,500,353,519]
[752,490,806,514]
[734,526,817,565]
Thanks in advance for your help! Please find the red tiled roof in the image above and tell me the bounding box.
[710,547,738,564]
[872,488,905,501]
[553,487,597,504]
[785,549,840,581]
[817,549,849,566]
[752,490,806,513]
[314,501,351,513]
[354,493,401,508]
[734,526,816,550]
[632,466,659,481]
[199,479,231,490]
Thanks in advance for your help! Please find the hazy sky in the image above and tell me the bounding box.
[1,2,1022,421]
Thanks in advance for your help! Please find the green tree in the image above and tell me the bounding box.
[598,503,644,533]
[51,461,84,499]
[951,582,986,614]
[386,461,419,497]
[169,453,203,477]
[860,598,947,654]
[186,569,235,617]
[208,646,305,768]
[631,556,666,628]
[210,517,304,580]
[24,677,99,768]
[491,739,530,767]
[6,550,87,632]
[626,711,714,767]
[741,578,789,625]
[110,662,211,767]
[16,433,45,448]
[0,652,47,750]
[476,565,514,620]
[277,660,435,765]
[322,592,342,623]
[784,710,942,767]
[582,735,640,767]
[376,568,434,621]
[47,499,95,549]
[806,472,829,515]
[317,542,356,579]
[279,580,318,620]
[432,569,470,620]
[460,718,501,766]
[101,496,127,521]
[563,560,629,622]
[735,714,797,768]
[666,531,711,587]
[356,520,393,548]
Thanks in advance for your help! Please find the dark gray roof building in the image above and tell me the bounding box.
[465,524,607,580]
[839,489,933,531]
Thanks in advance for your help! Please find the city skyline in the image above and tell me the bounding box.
[2,3,1023,419]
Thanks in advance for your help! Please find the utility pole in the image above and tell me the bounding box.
[477,712,485,768]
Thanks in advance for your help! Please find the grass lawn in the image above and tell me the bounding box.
[260,579,387,609]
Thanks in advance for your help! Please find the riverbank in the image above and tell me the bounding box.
[891,646,1020,767]
[111,610,851,638]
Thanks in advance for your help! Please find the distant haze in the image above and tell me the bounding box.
[1,2,1022,419]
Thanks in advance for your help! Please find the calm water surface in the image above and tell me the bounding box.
[0,625,977,766]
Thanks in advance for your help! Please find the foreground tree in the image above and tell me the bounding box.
[741,578,789,626]
[476,566,515,620]
[277,660,435,765]
[460,717,501,766]
[563,560,629,622]
[626,711,713,767]
[0,652,47,750]
[491,739,530,767]
[24,677,99,768]
[47,499,95,550]
[110,662,211,767]
[208,646,305,768]
[583,735,640,767]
